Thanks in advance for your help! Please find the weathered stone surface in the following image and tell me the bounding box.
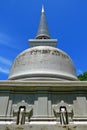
[0,124,87,130]
[0,96,9,116]
[73,97,87,118]
[33,97,53,117]
[8,46,77,81]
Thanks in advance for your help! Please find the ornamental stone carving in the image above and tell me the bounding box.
[13,100,32,124]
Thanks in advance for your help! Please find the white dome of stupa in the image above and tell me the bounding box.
[8,46,77,81]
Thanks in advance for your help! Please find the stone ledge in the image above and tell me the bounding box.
[0,124,87,130]
[0,81,87,92]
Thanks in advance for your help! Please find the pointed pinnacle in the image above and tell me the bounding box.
[36,5,50,39]
[42,5,44,13]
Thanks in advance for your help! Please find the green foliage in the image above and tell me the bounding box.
[78,72,87,81]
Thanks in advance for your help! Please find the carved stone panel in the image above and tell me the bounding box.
[73,97,87,118]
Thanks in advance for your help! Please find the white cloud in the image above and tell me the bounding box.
[0,56,12,66]
[0,56,12,74]
[0,33,17,49]
[77,69,83,75]
[0,66,9,74]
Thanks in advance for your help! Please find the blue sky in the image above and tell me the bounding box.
[0,0,87,80]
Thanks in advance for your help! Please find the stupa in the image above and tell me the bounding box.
[0,6,87,130]
[8,6,77,81]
